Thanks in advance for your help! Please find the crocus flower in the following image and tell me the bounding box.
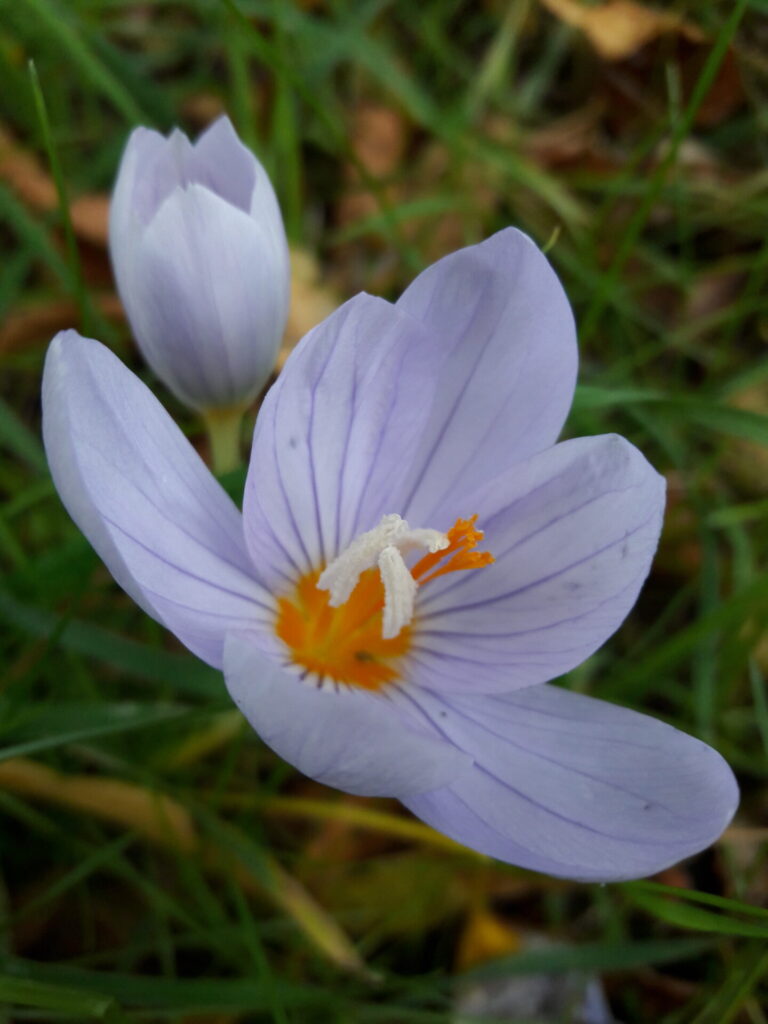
[42,228,738,881]
[109,116,290,412]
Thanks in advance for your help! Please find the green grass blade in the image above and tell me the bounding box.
[18,0,146,123]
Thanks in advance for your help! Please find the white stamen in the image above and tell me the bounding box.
[378,546,418,639]
[316,513,449,637]
[397,528,450,554]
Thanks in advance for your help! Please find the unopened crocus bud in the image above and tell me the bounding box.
[109,116,290,413]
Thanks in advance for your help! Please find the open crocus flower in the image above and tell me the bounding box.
[109,116,290,413]
[43,229,738,881]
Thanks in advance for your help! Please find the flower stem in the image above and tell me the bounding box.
[202,405,246,475]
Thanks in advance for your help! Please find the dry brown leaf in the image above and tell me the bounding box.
[181,92,228,127]
[523,108,600,165]
[349,102,408,179]
[653,865,693,889]
[0,124,110,245]
[337,102,409,230]
[1,244,338,369]
[683,268,743,324]
[0,125,57,209]
[0,294,124,356]
[407,141,500,262]
[69,192,110,246]
[304,796,368,861]
[692,47,744,127]
[486,104,621,184]
[722,826,768,846]
[654,471,701,577]
[538,0,704,61]
[279,245,341,366]
[724,383,768,497]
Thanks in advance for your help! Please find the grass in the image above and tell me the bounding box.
[1,0,768,1020]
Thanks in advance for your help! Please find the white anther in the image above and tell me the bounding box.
[397,528,450,555]
[378,546,418,639]
[316,513,450,636]
[317,514,408,605]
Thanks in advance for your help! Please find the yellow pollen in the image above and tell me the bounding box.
[275,515,494,690]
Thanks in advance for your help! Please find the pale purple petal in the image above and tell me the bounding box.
[406,435,665,693]
[395,228,578,523]
[243,293,440,588]
[114,128,194,237]
[401,684,738,881]
[189,116,256,213]
[109,127,168,298]
[223,633,472,798]
[243,231,577,588]
[42,331,271,668]
[109,120,290,413]
[129,183,288,410]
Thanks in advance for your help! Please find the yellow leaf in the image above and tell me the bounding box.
[0,758,197,851]
[280,246,341,368]
[0,758,369,976]
[538,0,704,61]
[455,908,522,971]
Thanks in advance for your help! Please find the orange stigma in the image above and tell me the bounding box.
[275,515,494,690]
[410,515,495,584]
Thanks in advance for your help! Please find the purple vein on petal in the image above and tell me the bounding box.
[417,512,658,618]
[102,517,271,611]
[395,687,696,848]
[414,573,643,641]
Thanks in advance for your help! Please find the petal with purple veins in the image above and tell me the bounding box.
[401,683,738,881]
[395,228,578,522]
[42,331,270,668]
[243,230,578,588]
[409,434,665,693]
[224,632,472,798]
[243,293,440,587]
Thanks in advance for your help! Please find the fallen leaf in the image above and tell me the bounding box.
[538,0,704,61]
[309,851,466,938]
[349,101,408,180]
[519,102,605,168]
[337,101,409,231]
[455,908,522,971]
[655,471,702,577]
[724,383,768,497]
[0,125,57,209]
[0,295,124,356]
[683,268,743,325]
[0,757,368,976]
[181,92,228,127]
[0,757,197,851]
[279,245,341,366]
[215,789,477,858]
[0,124,109,245]
[682,44,745,128]
[69,193,110,246]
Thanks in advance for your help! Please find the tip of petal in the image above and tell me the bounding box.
[196,114,239,148]
[403,686,740,883]
[125,124,165,149]
[46,329,97,366]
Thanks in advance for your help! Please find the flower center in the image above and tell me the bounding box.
[274,515,494,690]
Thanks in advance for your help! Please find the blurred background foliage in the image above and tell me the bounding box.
[1,0,768,1020]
